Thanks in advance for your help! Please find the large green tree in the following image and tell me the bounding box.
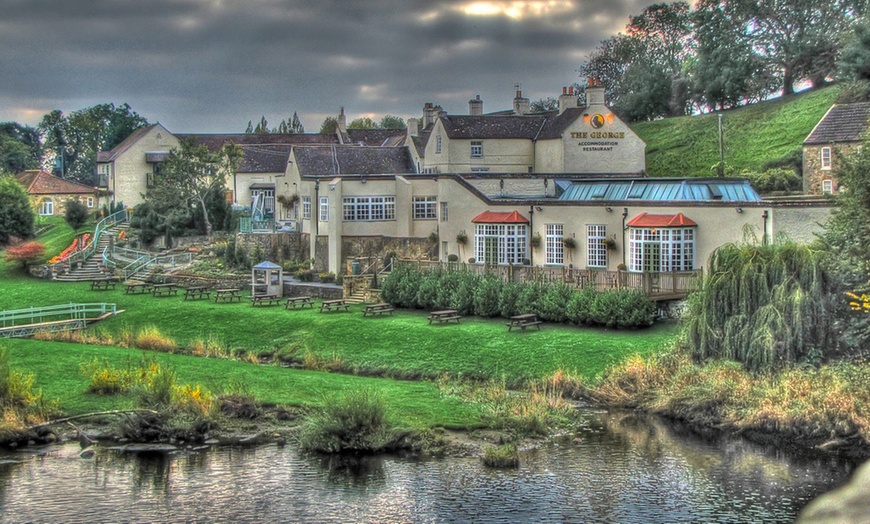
[0,173,35,245]
[39,103,149,185]
[0,123,41,173]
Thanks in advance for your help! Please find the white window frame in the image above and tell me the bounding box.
[413,196,437,220]
[39,198,54,216]
[342,196,396,222]
[440,202,448,222]
[251,188,275,215]
[474,224,527,265]
[628,227,695,272]
[302,196,311,219]
[587,225,607,268]
[86,197,94,208]
[470,141,483,158]
[821,147,832,171]
[822,179,833,194]
[319,196,328,222]
[435,135,442,154]
[545,224,564,265]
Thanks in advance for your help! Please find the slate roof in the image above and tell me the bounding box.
[804,103,870,144]
[439,115,547,139]
[536,108,587,140]
[293,146,416,176]
[346,129,406,147]
[178,133,338,151]
[558,178,762,202]
[16,170,95,194]
[97,124,158,162]
[237,144,293,173]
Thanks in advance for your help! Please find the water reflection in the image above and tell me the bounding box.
[0,409,857,523]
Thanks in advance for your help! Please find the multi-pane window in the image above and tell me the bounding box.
[342,196,396,221]
[587,225,607,268]
[319,197,328,222]
[545,224,564,265]
[628,228,695,272]
[302,196,311,219]
[821,147,832,170]
[39,198,54,216]
[474,224,527,265]
[86,197,94,208]
[251,189,275,215]
[441,202,448,222]
[471,141,483,158]
[435,135,442,153]
[413,196,437,220]
[822,179,833,194]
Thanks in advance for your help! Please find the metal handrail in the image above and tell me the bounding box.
[0,303,117,328]
[50,209,129,272]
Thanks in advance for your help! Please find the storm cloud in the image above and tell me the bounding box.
[1,0,661,132]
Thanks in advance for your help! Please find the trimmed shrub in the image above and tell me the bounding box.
[566,286,597,325]
[516,282,545,316]
[473,273,503,317]
[498,282,523,318]
[589,290,656,329]
[537,283,574,323]
[416,269,444,310]
[450,271,479,315]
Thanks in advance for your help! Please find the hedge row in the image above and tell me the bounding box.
[380,265,656,329]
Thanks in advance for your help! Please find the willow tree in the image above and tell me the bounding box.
[682,239,837,371]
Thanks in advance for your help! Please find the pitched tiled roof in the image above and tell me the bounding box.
[15,170,95,195]
[804,103,870,144]
[627,212,697,227]
[439,115,548,139]
[471,210,529,224]
[346,129,406,147]
[178,133,338,152]
[293,146,416,176]
[536,108,587,140]
[97,124,158,162]
[237,144,293,173]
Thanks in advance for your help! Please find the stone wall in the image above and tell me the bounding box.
[340,236,435,269]
[235,232,310,265]
[283,282,343,299]
[803,144,848,195]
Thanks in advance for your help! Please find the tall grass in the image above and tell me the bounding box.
[0,346,57,434]
[299,388,400,453]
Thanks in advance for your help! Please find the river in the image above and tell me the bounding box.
[0,409,857,523]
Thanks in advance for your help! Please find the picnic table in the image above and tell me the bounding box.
[90,278,117,291]
[251,294,283,306]
[428,309,461,324]
[124,282,152,294]
[319,299,350,313]
[151,283,179,297]
[507,313,541,332]
[284,296,314,309]
[363,303,395,317]
[183,286,211,301]
[214,288,242,302]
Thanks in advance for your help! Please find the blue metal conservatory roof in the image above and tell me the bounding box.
[557,178,762,203]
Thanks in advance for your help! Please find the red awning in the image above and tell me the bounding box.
[626,212,697,227]
[471,210,530,224]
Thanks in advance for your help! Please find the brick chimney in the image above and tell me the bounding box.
[422,102,435,128]
[337,106,347,133]
[469,94,483,115]
[407,117,419,136]
[558,86,577,114]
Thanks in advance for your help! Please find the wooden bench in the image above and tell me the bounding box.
[284,296,314,309]
[507,314,542,332]
[363,303,395,316]
[428,310,461,324]
[124,282,152,294]
[319,299,350,313]
[183,287,211,301]
[90,279,117,291]
[214,289,242,302]
[151,283,179,297]
[251,294,283,307]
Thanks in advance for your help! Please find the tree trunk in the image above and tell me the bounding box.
[781,66,795,96]
[198,195,212,236]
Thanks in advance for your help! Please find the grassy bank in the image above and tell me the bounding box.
[633,85,839,177]
[590,350,870,454]
[0,278,678,387]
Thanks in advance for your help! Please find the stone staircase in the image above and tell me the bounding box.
[53,224,126,282]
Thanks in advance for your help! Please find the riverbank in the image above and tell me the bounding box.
[586,350,870,459]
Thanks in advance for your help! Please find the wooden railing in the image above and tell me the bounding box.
[395,259,703,299]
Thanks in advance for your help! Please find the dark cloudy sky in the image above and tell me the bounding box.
[2,0,661,133]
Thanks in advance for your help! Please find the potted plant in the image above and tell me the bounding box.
[456,231,468,245]
[562,237,576,249]
[601,237,616,249]
[276,194,299,207]
[530,232,542,248]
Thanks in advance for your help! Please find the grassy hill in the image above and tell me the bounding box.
[632,85,841,178]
